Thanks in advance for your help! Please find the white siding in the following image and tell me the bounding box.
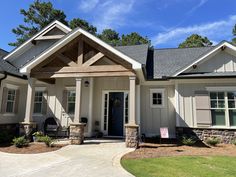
[185,51,236,73]
[140,85,176,138]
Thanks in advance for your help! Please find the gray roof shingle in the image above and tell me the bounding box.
[115,44,149,65]
[153,46,214,78]
[0,59,24,77]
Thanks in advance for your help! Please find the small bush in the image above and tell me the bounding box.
[12,136,29,148]
[231,140,236,146]
[181,136,196,146]
[39,136,53,147]
[206,137,220,146]
[32,131,44,137]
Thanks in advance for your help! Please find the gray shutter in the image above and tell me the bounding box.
[1,87,8,113]
[195,91,211,127]
[62,90,68,112]
[42,90,48,115]
[14,89,20,113]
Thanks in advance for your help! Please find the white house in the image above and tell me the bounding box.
[1,21,236,147]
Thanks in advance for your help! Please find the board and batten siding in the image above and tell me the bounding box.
[140,85,176,138]
[178,82,236,128]
[185,51,236,73]
[92,77,129,133]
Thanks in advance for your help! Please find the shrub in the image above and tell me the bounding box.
[206,137,220,146]
[181,136,196,146]
[12,136,29,148]
[231,140,236,146]
[32,131,44,142]
[38,135,53,147]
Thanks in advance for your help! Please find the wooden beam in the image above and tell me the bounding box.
[82,52,104,67]
[83,36,132,69]
[32,65,132,73]
[31,71,136,78]
[35,35,64,40]
[77,39,84,65]
[56,54,77,67]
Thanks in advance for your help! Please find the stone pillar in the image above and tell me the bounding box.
[20,78,37,138]
[70,78,85,144]
[70,123,85,144]
[125,124,139,148]
[125,76,139,148]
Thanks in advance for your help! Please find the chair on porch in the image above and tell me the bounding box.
[43,117,61,137]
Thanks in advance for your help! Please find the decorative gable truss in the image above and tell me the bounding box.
[30,35,136,79]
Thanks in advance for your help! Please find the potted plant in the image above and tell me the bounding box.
[32,131,44,142]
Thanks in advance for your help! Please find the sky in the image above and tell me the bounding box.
[0,0,236,52]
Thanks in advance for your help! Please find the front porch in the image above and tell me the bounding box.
[19,32,141,148]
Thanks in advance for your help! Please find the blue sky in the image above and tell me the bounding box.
[0,0,236,51]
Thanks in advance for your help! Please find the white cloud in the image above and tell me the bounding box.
[187,0,208,15]
[79,0,100,12]
[152,15,236,47]
[94,0,135,31]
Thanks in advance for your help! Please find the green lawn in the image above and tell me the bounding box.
[121,156,236,177]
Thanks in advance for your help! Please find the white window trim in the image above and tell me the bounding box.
[33,90,44,115]
[65,86,75,91]
[5,88,16,114]
[150,88,165,108]
[6,84,19,90]
[209,89,236,128]
[67,89,76,116]
[35,87,46,92]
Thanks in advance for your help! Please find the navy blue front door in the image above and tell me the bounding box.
[108,92,124,136]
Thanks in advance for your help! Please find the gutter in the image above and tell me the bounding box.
[0,71,7,87]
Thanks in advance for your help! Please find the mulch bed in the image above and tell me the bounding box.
[123,143,236,159]
[0,142,66,154]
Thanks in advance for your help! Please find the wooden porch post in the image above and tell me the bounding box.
[24,78,35,122]
[70,77,85,145]
[74,78,82,123]
[129,76,136,125]
[125,76,139,148]
[19,78,37,137]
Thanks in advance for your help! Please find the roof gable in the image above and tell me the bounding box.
[20,27,142,73]
[4,20,71,61]
[174,41,236,76]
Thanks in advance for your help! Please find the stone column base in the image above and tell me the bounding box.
[70,123,85,145]
[125,124,139,148]
[19,122,37,138]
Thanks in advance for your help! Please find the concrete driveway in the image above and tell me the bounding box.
[0,139,134,177]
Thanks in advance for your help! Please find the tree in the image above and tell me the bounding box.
[9,0,68,47]
[121,32,150,46]
[232,25,236,44]
[69,18,97,35]
[178,34,212,48]
[97,29,120,46]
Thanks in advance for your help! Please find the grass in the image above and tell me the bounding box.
[121,156,236,177]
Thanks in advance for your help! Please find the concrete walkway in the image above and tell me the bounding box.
[0,139,134,177]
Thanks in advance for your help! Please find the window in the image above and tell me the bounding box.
[150,89,164,108]
[6,89,16,113]
[67,90,76,114]
[124,93,129,124]
[210,92,225,126]
[210,91,236,127]
[34,91,43,114]
[227,92,236,126]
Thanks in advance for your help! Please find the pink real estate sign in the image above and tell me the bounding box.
[160,127,169,139]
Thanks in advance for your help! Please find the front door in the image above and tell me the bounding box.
[108,92,124,136]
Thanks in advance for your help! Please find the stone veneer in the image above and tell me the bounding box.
[19,122,37,138]
[69,123,85,145]
[125,124,139,148]
[176,127,236,144]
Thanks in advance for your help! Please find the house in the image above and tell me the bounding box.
[1,20,236,147]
